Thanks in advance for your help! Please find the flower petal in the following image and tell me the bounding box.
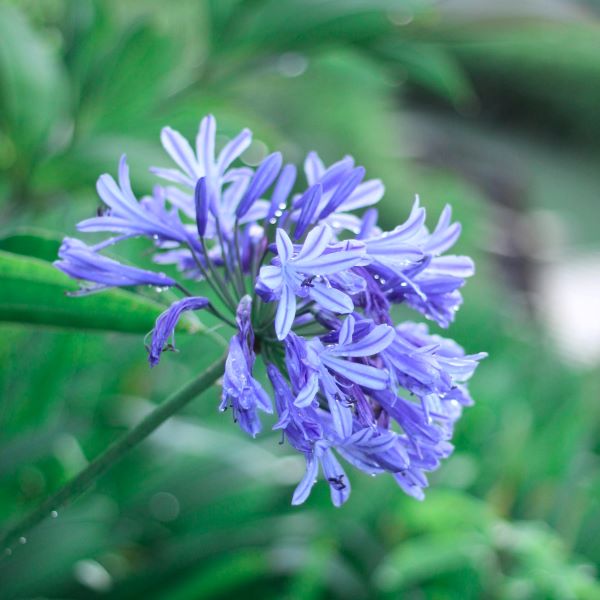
[304,151,325,186]
[293,246,366,275]
[292,456,319,505]
[196,115,216,178]
[309,281,353,314]
[160,126,199,179]
[149,296,209,366]
[340,179,384,212]
[333,323,395,357]
[258,264,283,291]
[293,224,332,264]
[322,355,389,390]
[276,228,294,264]
[275,283,297,340]
[295,371,319,407]
[337,314,355,346]
[294,183,322,239]
[216,128,252,175]
[321,449,351,506]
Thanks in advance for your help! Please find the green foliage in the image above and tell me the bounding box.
[1,0,600,598]
[0,249,189,334]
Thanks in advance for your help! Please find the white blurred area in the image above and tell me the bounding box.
[528,210,600,368]
[536,251,600,368]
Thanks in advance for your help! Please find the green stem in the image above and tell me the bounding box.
[0,354,227,553]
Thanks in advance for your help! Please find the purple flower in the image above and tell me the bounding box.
[285,316,394,437]
[236,152,283,219]
[55,238,176,293]
[77,156,190,245]
[257,225,367,339]
[56,114,485,507]
[152,115,251,190]
[148,296,209,366]
[303,152,384,234]
[220,296,272,437]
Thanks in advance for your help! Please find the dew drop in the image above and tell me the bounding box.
[4,548,12,556]
[18,537,26,545]
[277,52,308,78]
[50,510,58,518]
[274,210,283,218]
[269,218,277,225]
[278,202,287,210]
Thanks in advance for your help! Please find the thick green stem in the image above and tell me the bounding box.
[0,354,227,552]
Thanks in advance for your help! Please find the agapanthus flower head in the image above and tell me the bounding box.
[55,114,486,506]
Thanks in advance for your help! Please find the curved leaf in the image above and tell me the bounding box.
[0,250,195,334]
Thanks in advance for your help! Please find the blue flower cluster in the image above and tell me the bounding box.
[55,115,485,506]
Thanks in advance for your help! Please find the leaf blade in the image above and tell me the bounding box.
[0,250,194,335]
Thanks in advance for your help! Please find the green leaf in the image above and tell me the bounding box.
[0,228,62,263]
[0,5,68,163]
[374,40,475,107]
[87,23,174,133]
[0,250,192,334]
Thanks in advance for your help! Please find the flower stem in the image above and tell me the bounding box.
[0,354,227,553]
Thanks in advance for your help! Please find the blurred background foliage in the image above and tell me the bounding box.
[1,0,600,598]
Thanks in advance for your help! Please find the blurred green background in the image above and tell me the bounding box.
[1,0,600,598]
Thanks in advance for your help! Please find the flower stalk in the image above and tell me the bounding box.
[0,354,227,553]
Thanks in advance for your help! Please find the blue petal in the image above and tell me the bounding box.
[196,115,216,178]
[258,265,283,291]
[194,177,209,236]
[160,126,199,179]
[294,371,319,407]
[275,283,297,340]
[293,247,366,275]
[304,151,325,186]
[267,164,297,220]
[333,323,395,357]
[337,314,355,346]
[327,389,353,439]
[321,449,351,506]
[339,178,384,212]
[294,183,322,239]
[293,224,332,263]
[149,296,209,366]
[292,456,319,505]
[319,166,365,219]
[322,355,389,390]
[236,152,282,218]
[308,281,353,314]
[216,127,252,175]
